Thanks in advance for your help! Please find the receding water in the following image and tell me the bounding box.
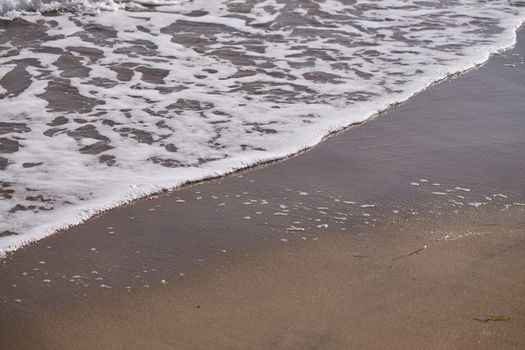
[0,0,524,254]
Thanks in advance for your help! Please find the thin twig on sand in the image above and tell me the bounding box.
[392,245,427,260]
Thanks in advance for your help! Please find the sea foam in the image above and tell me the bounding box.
[0,0,524,255]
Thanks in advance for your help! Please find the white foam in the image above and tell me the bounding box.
[455,187,471,192]
[133,0,180,5]
[0,0,120,17]
[468,202,485,208]
[1,1,524,255]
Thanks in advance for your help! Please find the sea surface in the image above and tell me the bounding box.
[0,0,524,255]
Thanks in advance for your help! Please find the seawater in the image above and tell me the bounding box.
[0,0,524,255]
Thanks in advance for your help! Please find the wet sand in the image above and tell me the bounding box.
[1,29,525,350]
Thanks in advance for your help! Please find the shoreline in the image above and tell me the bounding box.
[0,25,524,350]
[1,16,523,255]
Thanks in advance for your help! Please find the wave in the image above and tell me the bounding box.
[0,0,192,17]
[0,0,117,17]
[0,0,524,255]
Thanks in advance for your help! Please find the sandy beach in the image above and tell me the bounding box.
[0,24,524,350]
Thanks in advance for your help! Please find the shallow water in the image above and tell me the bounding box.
[0,0,524,254]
